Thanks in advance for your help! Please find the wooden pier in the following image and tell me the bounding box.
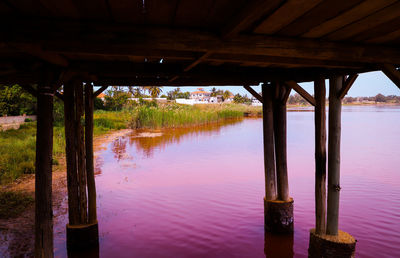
[1,1,400,257]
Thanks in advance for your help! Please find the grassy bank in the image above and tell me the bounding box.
[129,104,259,129]
[0,103,260,185]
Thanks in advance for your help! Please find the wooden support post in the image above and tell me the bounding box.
[85,83,97,224]
[65,80,99,250]
[34,85,54,258]
[264,82,293,234]
[64,82,80,225]
[74,82,88,224]
[326,76,342,236]
[314,77,327,235]
[309,76,356,257]
[262,83,277,201]
[273,82,290,201]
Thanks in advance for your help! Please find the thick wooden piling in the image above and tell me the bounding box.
[64,82,80,225]
[309,76,356,257]
[314,78,327,235]
[263,82,293,234]
[85,83,97,224]
[65,80,99,250]
[273,82,289,201]
[326,76,342,236]
[262,83,277,201]
[35,85,54,258]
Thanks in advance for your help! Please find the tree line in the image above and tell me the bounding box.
[0,84,399,116]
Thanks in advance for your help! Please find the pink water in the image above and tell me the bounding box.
[54,106,400,257]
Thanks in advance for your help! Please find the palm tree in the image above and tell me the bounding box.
[146,86,163,98]
[223,90,232,101]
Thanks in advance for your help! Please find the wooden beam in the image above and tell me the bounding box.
[284,80,316,106]
[206,53,365,69]
[34,84,54,258]
[326,76,343,236]
[262,83,277,200]
[314,77,327,235]
[222,0,284,37]
[254,0,323,34]
[94,86,108,97]
[184,52,212,72]
[11,43,69,67]
[3,20,400,65]
[381,64,400,90]
[244,85,263,103]
[339,74,358,99]
[169,52,212,82]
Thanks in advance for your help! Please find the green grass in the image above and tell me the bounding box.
[129,103,259,129]
[0,123,37,183]
[0,191,34,219]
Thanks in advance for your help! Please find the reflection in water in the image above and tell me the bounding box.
[51,106,400,258]
[112,137,128,161]
[264,232,293,258]
[114,118,244,159]
[67,244,99,258]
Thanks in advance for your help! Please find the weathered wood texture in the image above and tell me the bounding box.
[74,83,88,224]
[85,83,97,224]
[314,77,327,235]
[34,85,54,258]
[262,84,277,200]
[381,64,400,90]
[64,82,80,225]
[244,85,263,103]
[273,83,290,201]
[326,76,343,236]
[3,20,400,65]
[285,80,316,106]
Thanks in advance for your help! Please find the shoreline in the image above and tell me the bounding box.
[0,129,132,257]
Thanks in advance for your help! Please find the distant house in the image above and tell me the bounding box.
[224,95,234,103]
[190,88,211,102]
[97,93,106,100]
[251,97,262,106]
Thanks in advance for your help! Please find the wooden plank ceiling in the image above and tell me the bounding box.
[0,0,400,85]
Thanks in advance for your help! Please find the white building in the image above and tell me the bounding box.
[190,88,211,102]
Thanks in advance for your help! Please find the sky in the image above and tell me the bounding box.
[96,71,400,97]
[161,71,400,97]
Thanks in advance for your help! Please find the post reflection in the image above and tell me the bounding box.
[67,244,99,258]
[264,231,294,258]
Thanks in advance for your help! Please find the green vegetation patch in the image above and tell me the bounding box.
[0,191,34,219]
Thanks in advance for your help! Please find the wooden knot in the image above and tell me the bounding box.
[334,184,341,191]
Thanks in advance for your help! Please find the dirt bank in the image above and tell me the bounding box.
[0,129,132,257]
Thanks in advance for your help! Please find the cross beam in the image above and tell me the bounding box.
[284,80,316,106]
[244,85,263,103]
[381,64,400,90]
[338,74,358,99]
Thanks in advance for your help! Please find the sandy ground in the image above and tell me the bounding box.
[0,129,132,257]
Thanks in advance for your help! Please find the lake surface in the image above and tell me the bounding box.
[54,105,400,257]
